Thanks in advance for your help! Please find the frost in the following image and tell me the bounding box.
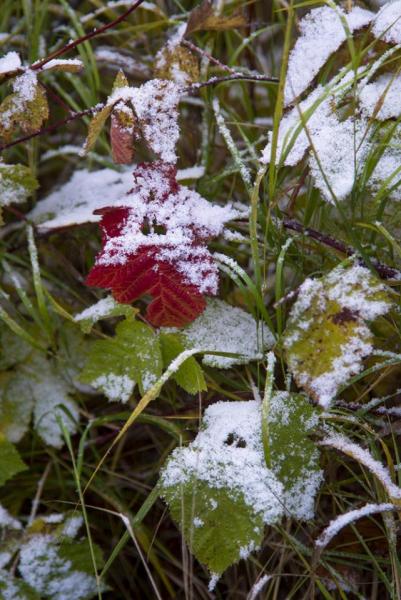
[315,502,395,550]
[0,70,37,129]
[61,515,84,538]
[171,299,274,368]
[0,51,21,75]
[372,1,401,44]
[39,58,83,71]
[284,5,373,106]
[161,400,284,524]
[360,73,401,120]
[75,296,118,323]
[368,140,401,201]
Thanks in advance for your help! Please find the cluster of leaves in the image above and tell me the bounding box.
[1,0,401,598]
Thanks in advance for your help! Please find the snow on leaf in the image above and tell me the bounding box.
[29,166,209,231]
[159,332,206,394]
[0,569,40,600]
[0,434,27,486]
[85,162,242,326]
[0,51,21,78]
[18,532,102,600]
[129,79,181,163]
[308,116,370,203]
[155,24,199,86]
[79,317,162,401]
[372,1,401,44]
[368,137,401,202]
[170,298,274,369]
[359,73,401,121]
[0,162,39,206]
[268,392,323,520]
[284,5,373,106]
[0,371,34,443]
[160,400,284,575]
[74,295,137,333]
[38,58,83,73]
[0,71,49,141]
[283,263,393,408]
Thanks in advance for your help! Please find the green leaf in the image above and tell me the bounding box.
[0,162,39,206]
[0,324,32,370]
[80,317,162,401]
[159,332,206,394]
[268,392,323,520]
[283,263,393,408]
[0,371,34,442]
[74,296,137,334]
[112,69,129,91]
[160,400,284,575]
[0,570,40,600]
[162,481,265,575]
[0,434,27,486]
[59,539,105,574]
[83,103,113,153]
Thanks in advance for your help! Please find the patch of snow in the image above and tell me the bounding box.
[372,1,401,44]
[168,299,274,369]
[284,6,373,106]
[0,51,21,74]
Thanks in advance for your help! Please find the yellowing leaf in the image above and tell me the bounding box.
[112,69,129,91]
[40,58,83,73]
[154,44,199,85]
[0,72,49,141]
[186,0,247,35]
[83,103,113,153]
[283,263,393,408]
[0,162,39,206]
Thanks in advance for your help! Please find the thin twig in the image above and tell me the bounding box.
[182,39,237,74]
[190,73,279,90]
[283,217,401,280]
[0,106,96,152]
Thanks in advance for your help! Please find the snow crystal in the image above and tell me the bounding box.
[91,373,135,403]
[170,298,274,369]
[0,504,21,530]
[18,535,99,600]
[42,513,64,524]
[284,6,373,106]
[320,434,401,500]
[360,73,401,120]
[161,400,285,524]
[315,502,395,550]
[248,574,272,600]
[372,1,401,44]
[0,51,21,74]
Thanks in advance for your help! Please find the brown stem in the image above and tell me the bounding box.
[189,73,279,90]
[32,0,146,71]
[282,217,400,280]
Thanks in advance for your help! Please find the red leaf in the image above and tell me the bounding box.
[86,246,206,326]
[85,162,239,327]
[110,111,135,164]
